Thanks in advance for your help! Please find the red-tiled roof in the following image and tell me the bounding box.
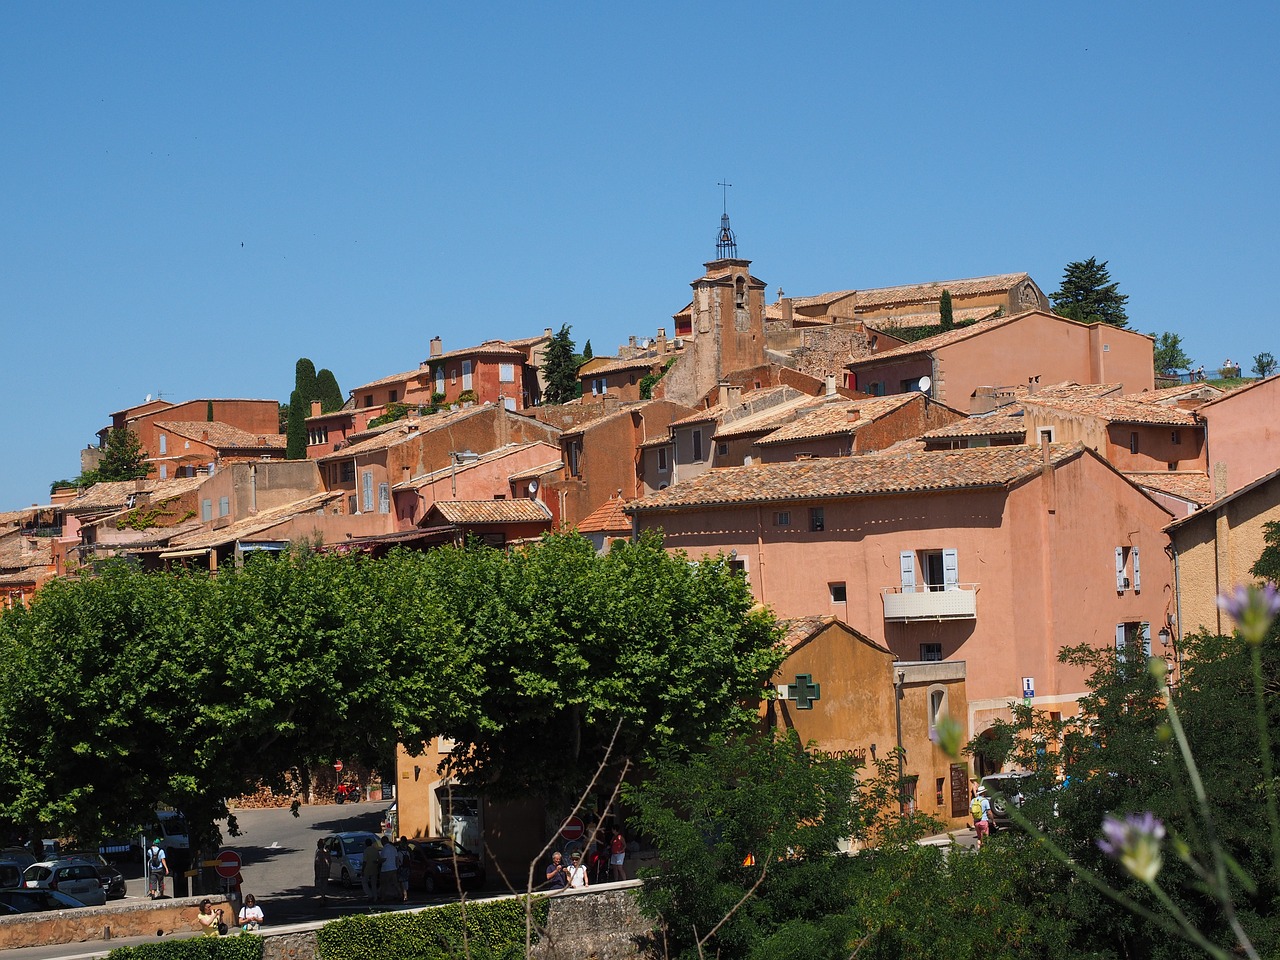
[852,272,1032,308]
[1021,396,1200,427]
[1124,383,1223,405]
[155,421,287,450]
[431,499,552,524]
[423,340,528,364]
[628,443,1084,512]
[1125,472,1214,505]
[169,491,343,550]
[62,477,206,514]
[853,311,1032,363]
[351,367,429,392]
[779,616,889,654]
[755,395,917,446]
[923,409,1027,439]
[581,355,667,377]
[576,496,633,534]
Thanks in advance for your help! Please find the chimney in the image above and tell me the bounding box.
[971,386,998,415]
[430,336,443,358]
[717,381,742,407]
[656,327,667,354]
[311,400,322,417]
[629,335,637,349]
[544,327,553,338]
[825,374,837,396]
[847,408,861,422]
[781,297,794,324]
[402,465,411,481]
[202,430,210,442]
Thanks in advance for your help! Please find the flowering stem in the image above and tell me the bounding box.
[1251,643,1280,884]
[1163,687,1260,960]
[1145,881,1236,960]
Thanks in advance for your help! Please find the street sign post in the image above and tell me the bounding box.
[559,816,585,841]
[334,760,344,773]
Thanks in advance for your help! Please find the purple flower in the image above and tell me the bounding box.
[1098,812,1165,883]
[1217,582,1280,645]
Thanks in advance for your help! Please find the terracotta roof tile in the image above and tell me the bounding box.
[629,443,1083,512]
[755,395,916,446]
[507,461,565,482]
[582,355,667,377]
[1123,383,1224,405]
[1124,471,1214,505]
[1021,396,1200,427]
[854,272,1032,308]
[668,386,799,429]
[155,421,287,450]
[351,367,429,392]
[576,496,633,534]
[0,533,52,571]
[431,499,552,524]
[923,408,1027,439]
[868,305,1000,330]
[423,339,528,364]
[856,311,1032,363]
[62,477,205,514]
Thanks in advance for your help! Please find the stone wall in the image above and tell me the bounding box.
[0,886,653,960]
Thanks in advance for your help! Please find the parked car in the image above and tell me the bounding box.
[21,859,108,906]
[406,838,486,894]
[61,850,127,899]
[322,832,381,888]
[980,771,1058,831]
[0,888,97,912]
[380,802,397,836]
[0,859,26,889]
[0,847,37,868]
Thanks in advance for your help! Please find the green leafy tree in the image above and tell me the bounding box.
[278,402,289,433]
[285,389,307,459]
[316,368,344,413]
[1252,352,1276,378]
[541,324,581,404]
[1153,332,1191,375]
[1051,257,1130,328]
[80,428,152,485]
[939,289,954,332]
[626,731,865,960]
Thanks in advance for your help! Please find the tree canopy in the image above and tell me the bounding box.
[939,289,954,331]
[1152,331,1191,374]
[1051,257,1130,328]
[0,533,782,861]
[316,368,344,412]
[541,324,581,404]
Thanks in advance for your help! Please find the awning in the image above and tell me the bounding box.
[159,547,212,560]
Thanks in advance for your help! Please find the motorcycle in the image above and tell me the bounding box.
[335,783,355,804]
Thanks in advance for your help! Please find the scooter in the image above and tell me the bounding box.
[335,783,355,804]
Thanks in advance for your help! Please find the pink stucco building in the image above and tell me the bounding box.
[628,442,1175,748]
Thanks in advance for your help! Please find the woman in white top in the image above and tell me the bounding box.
[239,894,264,931]
[567,852,589,889]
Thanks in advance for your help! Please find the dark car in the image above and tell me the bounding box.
[407,838,485,894]
[61,850,127,900]
[0,888,96,912]
[0,860,25,890]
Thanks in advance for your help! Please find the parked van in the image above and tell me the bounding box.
[153,810,190,851]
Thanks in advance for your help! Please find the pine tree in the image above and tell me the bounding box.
[542,325,580,405]
[939,290,954,332]
[316,369,344,413]
[582,340,593,361]
[285,389,308,459]
[81,429,151,484]
[1050,257,1130,328]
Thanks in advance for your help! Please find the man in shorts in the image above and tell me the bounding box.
[146,838,169,898]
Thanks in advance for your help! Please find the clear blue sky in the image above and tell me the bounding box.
[2,2,1277,510]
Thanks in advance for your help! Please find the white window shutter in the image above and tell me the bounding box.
[1141,622,1152,658]
[900,551,916,592]
[943,549,959,590]
[1132,548,1142,593]
[1115,547,1126,591]
[1115,624,1127,662]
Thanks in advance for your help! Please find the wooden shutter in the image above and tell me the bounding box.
[1132,548,1142,593]
[900,551,916,592]
[943,549,959,590]
[1115,624,1127,662]
[1115,548,1126,591]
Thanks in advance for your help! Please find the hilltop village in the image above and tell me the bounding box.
[4,222,1279,856]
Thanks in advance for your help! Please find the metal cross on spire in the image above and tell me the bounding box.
[716,179,737,259]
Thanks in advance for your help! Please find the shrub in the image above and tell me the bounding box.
[107,934,263,960]
[316,896,548,960]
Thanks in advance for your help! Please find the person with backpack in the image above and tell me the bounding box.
[147,839,169,898]
[971,786,992,847]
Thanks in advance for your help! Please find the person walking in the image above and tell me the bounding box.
[360,838,381,902]
[971,785,992,847]
[378,834,399,902]
[146,838,169,899]
[313,839,330,905]
[609,828,627,882]
[396,838,411,902]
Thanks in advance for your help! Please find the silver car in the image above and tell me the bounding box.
[323,832,381,888]
[21,859,107,906]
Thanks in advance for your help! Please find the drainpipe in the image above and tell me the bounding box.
[894,669,906,791]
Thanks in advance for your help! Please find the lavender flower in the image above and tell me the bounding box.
[1217,583,1280,645]
[1098,812,1166,883]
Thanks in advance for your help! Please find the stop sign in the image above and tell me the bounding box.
[334,760,344,772]
[560,816,585,841]
[215,850,242,879]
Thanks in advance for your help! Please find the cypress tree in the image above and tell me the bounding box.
[285,389,308,459]
[316,369,344,413]
[206,400,214,422]
[542,325,580,405]
[294,358,319,405]
[939,290,954,332]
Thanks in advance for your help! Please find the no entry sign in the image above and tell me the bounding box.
[560,816,585,841]
[215,850,242,879]
[334,760,344,772]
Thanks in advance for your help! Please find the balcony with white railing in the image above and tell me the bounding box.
[882,583,978,621]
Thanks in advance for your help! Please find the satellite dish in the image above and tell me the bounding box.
[527,479,539,494]
[918,376,932,394]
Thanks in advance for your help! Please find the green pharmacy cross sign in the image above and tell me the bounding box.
[788,673,821,710]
